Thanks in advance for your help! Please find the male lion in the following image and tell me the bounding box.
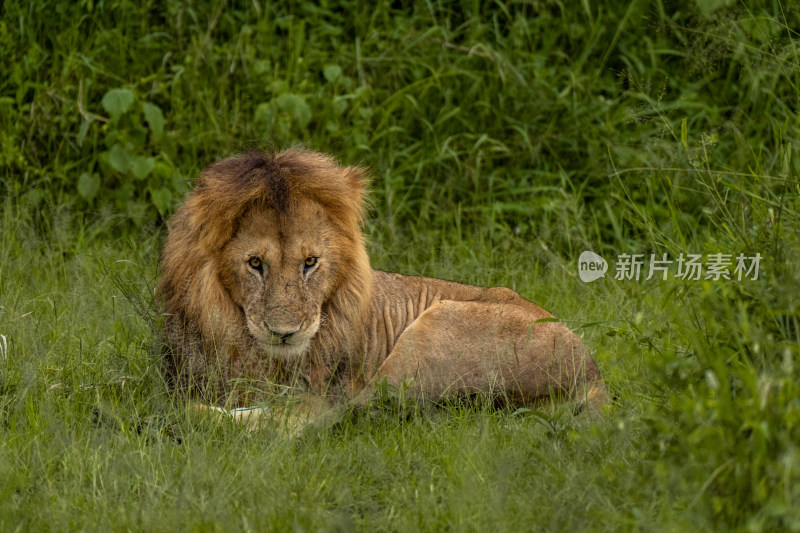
[160,149,607,428]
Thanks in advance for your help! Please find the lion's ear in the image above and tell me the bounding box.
[182,190,241,254]
[182,152,273,253]
[344,165,371,226]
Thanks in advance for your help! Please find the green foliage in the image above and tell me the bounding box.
[92,88,180,221]
[0,0,799,530]
[2,0,798,235]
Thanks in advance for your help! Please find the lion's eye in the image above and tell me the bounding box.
[248,257,262,269]
[303,257,318,272]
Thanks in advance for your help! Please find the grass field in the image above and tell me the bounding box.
[1,1,800,530]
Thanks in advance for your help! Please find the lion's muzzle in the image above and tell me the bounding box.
[265,319,306,343]
[247,314,321,359]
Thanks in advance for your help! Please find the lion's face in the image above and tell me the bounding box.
[161,149,372,388]
[218,200,340,359]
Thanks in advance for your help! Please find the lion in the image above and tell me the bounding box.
[159,148,607,429]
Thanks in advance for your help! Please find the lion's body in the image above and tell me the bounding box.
[160,149,607,422]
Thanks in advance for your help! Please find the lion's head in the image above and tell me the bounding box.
[159,149,373,389]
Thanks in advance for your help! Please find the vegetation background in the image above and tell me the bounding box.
[1,0,799,530]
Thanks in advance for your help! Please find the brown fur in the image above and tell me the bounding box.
[159,148,607,423]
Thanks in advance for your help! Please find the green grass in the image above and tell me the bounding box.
[2,0,800,531]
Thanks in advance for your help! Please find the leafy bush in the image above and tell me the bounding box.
[2,1,798,235]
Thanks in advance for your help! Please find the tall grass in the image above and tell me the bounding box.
[1,0,799,530]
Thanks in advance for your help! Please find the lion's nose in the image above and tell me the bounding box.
[270,329,295,341]
[265,323,303,342]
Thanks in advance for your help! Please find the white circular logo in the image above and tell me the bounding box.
[578,251,608,282]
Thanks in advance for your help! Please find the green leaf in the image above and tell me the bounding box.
[275,93,312,128]
[77,172,100,200]
[358,107,374,120]
[323,64,342,82]
[77,118,92,147]
[269,80,288,94]
[130,156,155,180]
[332,96,348,115]
[575,321,609,330]
[680,117,688,152]
[254,102,271,123]
[149,187,172,216]
[23,189,44,208]
[101,88,134,120]
[510,408,552,423]
[107,143,133,173]
[142,102,164,140]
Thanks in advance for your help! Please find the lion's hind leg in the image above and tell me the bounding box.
[367,300,607,414]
